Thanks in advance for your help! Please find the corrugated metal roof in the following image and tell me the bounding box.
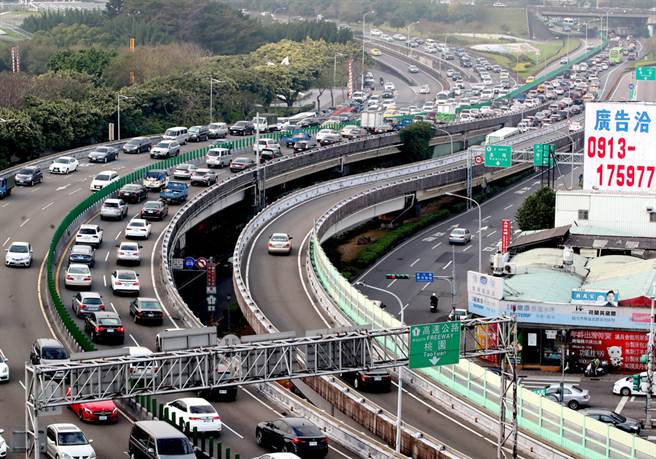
[504,271,582,303]
[507,225,570,251]
[583,258,656,299]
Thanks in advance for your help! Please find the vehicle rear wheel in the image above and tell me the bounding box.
[620,387,631,396]
[567,400,579,410]
[255,429,264,446]
[282,444,292,453]
[91,332,97,342]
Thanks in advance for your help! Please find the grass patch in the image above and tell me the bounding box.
[479,38,580,81]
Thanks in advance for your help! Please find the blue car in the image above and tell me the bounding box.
[281,130,311,148]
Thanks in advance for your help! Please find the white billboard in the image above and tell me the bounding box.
[584,102,656,193]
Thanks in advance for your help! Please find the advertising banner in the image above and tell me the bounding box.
[571,288,619,306]
[584,102,656,193]
[467,271,504,300]
[570,330,650,371]
[501,219,511,253]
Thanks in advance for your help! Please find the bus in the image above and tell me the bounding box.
[485,127,520,144]
[609,47,622,65]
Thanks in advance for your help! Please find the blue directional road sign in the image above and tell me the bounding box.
[183,257,196,269]
[415,272,434,282]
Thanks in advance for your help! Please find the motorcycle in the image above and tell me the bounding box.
[429,294,438,313]
[584,359,609,377]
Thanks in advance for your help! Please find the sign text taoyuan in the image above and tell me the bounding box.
[584,102,655,192]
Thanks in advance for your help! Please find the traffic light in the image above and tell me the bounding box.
[632,373,641,391]
[385,273,410,280]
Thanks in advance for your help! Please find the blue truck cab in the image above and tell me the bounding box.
[160,180,189,204]
[0,176,14,199]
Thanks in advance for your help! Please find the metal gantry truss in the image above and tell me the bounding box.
[25,318,519,458]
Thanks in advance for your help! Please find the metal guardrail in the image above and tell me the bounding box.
[307,173,655,459]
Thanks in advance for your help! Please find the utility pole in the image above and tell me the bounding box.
[209,78,223,124]
[361,11,373,91]
[646,280,655,427]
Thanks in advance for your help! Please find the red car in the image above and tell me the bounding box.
[69,399,119,423]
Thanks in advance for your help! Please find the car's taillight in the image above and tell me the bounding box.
[80,304,87,309]
[95,327,105,332]
[189,417,201,421]
[66,275,74,280]
[213,416,221,420]
[361,373,372,381]
[83,276,91,281]
[99,305,105,311]
[134,281,139,286]
[116,327,124,333]
[268,242,273,248]
[291,437,303,445]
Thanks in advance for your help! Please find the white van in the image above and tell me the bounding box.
[163,127,188,145]
[206,147,233,168]
[127,346,158,380]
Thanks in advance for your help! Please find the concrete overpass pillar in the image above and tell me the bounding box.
[648,16,656,37]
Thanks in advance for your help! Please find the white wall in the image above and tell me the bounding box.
[555,190,656,238]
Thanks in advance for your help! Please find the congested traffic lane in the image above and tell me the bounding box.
[372,51,444,103]
[244,169,499,458]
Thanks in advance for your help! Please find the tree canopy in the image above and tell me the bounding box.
[516,187,556,231]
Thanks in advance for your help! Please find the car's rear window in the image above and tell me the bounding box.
[117,272,137,280]
[104,202,118,208]
[96,174,111,181]
[99,318,121,326]
[140,301,161,310]
[78,228,97,235]
[157,438,193,455]
[69,266,89,274]
[291,424,322,436]
[84,297,103,305]
[190,405,215,414]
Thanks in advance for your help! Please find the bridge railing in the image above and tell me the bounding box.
[307,174,654,459]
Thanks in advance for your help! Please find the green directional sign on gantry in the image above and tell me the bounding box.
[484,145,512,168]
[533,143,555,167]
[636,66,656,81]
[409,321,461,369]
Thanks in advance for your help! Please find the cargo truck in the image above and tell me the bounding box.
[360,112,386,133]
[0,176,14,199]
[252,113,280,132]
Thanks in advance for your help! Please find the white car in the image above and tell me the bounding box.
[45,424,95,459]
[111,270,140,295]
[65,264,93,289]
[49,156,79,174]
[419,84,430,94]
[75,224,103,248]
[316,129,341,145]
[0,349,9,382]
[125,219,152,239]
[267,233,293,255]
[5,241,33,267]
[384,82,395,91]
[89,170,119,192]
[164,398,222,434]
[0,428,7,457]
[613,372,655,396]
[116,241,142,265]
[172,163,197,180]
[569,121,583,132]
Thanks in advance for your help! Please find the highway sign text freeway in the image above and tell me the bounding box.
[409,321,461,369]
[484,145,512,168]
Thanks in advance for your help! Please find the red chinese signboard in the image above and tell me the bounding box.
[569,329,650,372]
[501,219,511,254]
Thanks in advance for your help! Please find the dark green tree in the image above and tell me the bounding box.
[48,48,116,82]
[105,0,125,17]
[516,187,556,231]
[399,122,434,161]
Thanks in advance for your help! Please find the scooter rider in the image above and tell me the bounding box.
[430,293,438,312]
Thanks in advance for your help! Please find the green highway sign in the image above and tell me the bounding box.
[409,321,461,369]
[533,143,555,167]
[484,145,512,168]
[636,66,656,81]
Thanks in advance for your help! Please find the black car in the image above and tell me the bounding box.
[84,311,125,344]
[188,125,210,142]
[14,167,44,186]
[293,140,317,153]
[122,137,152,154]
[88,145,120,163]
[140,200,168,220]
[255,417,328,457]
[118,184,148,203]
[581,409,641,434]
[198,366,238,402]
[129,297,164,324]
[259,150,283,164]
[68,245,95,267]
[342,370,391,392]
[229,121,255,136]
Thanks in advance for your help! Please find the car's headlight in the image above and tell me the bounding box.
[62,453,73,459]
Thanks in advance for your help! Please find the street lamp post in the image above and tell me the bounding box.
[332,53,344,108]
[439,33,450,75]
[209,78,223,124]
[355,281,408,454]
[445,192,482,273]
[434,127,454,155]
[407,21,419,55]
[361,11,374,91]
[117,94,131,141]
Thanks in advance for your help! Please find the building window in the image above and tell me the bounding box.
[578,209,589,220]
[650,213,656,223]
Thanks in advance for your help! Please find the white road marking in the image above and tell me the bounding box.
[477,226,489,233]
[462,245,472,252]
[386,278,397,288]
[19,218,30,228]
[2,237,9,247]
[129,334,139,346]
[514,229,522,234]
[615,395,628,414]
[297,230,331,327]
[150,224,180,328]
[19,381,26,391]
[448,224,458,229]
[110,302,118,314]
[487,231,497,238]
[630,396,635,402]
[103,275,107,287]
[421,283,430,291]
[1,203,8,208]
[221,422,244,439]
[504,204,513,210]
[41,201,55,210]
[410,258,420,267]
[68,187,81,195]
[115,231,122,240]
[422,236,436,242]
[56,184,71,191]
[442,260,452,270]
[431,242,442,250]
[482,215,491,222]
[105,251,110,262]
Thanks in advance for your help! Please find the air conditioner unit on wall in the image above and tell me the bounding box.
[504,263,516,275]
